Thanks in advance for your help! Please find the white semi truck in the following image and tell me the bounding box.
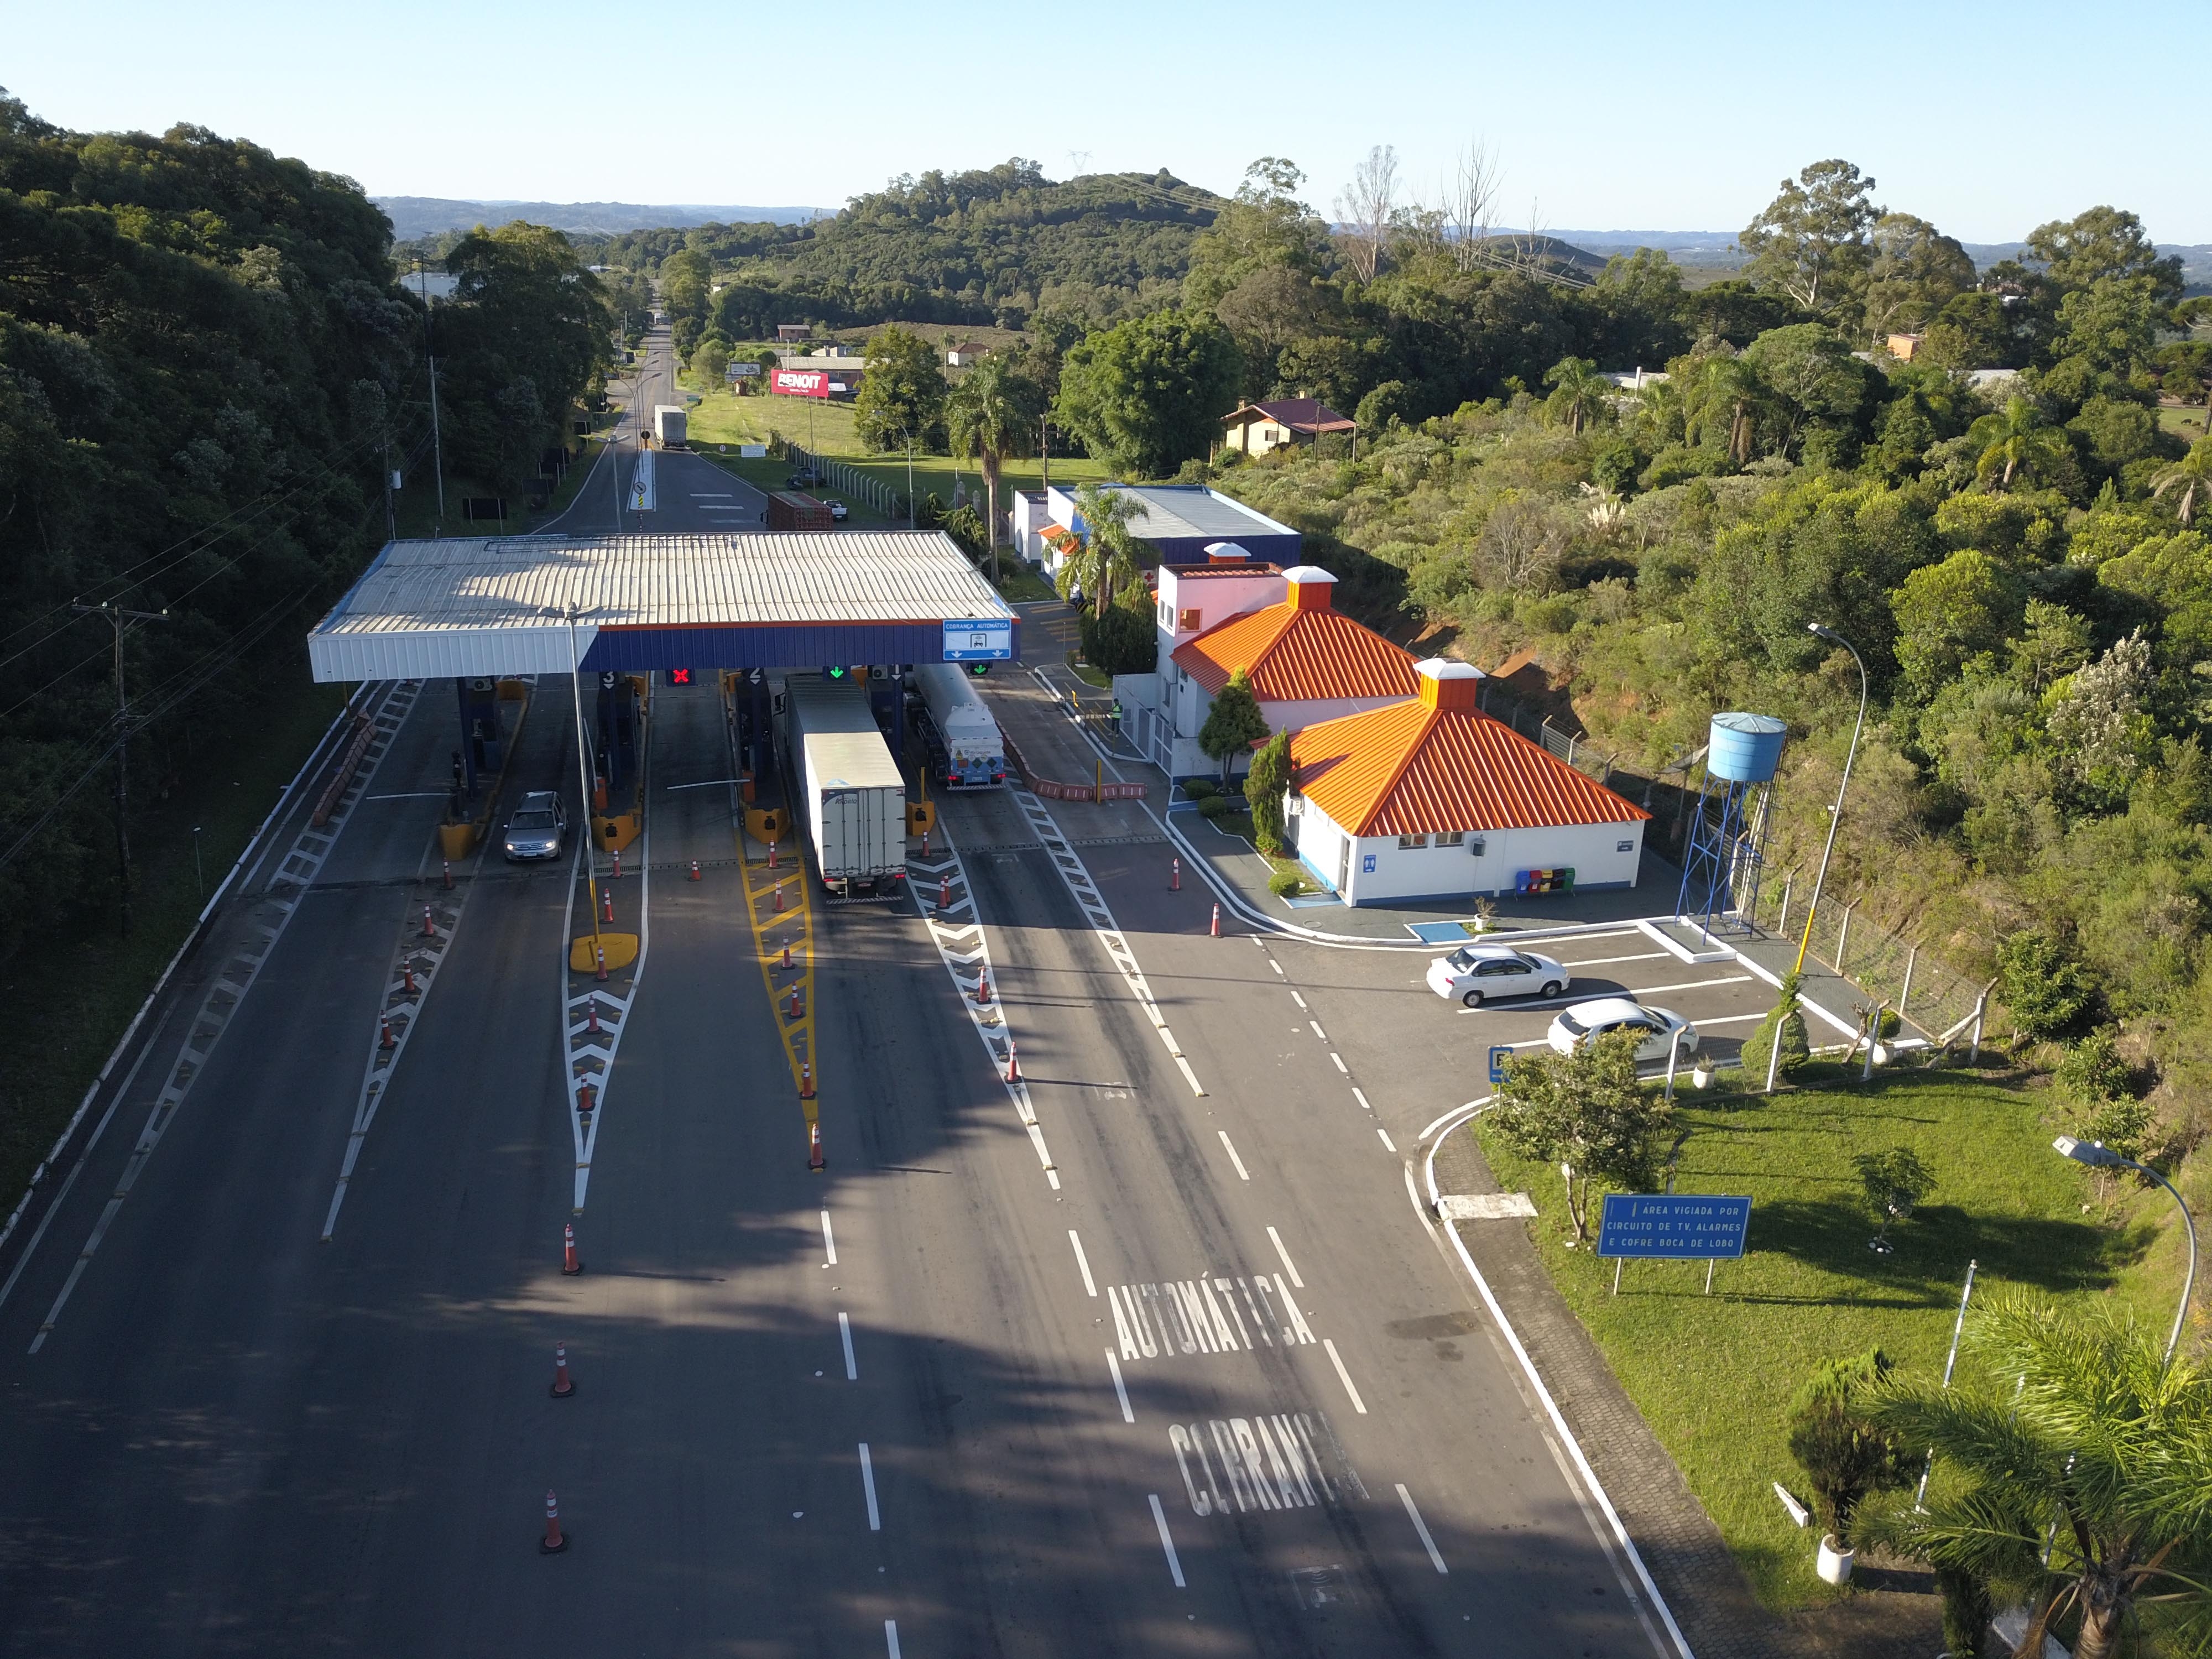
[912,662,1006,787]
[652,404,687,447]
[783,674,907,898]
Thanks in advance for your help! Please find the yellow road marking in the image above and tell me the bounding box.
[740,841,817,1123]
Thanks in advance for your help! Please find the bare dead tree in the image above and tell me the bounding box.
[1332,144,1400,284]
[1446,139,1501,273]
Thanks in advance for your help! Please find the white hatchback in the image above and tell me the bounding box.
[1545,997,1698,1063]
[1426,943,1569,1008]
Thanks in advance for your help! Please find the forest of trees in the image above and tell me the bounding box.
[0,92,608,954]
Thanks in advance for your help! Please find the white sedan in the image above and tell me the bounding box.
[1426,943,1569,1008]
[1546,997,1698,1063]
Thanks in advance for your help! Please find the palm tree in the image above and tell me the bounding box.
[944,354,1042,582]
[1968,398,2069,493]
[1060,484,1150,620]
[1542,356,1610,435]
[2150,437,2212,528]
[1859,1295,2212,1659]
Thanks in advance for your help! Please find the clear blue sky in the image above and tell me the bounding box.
[9,0,2203,243]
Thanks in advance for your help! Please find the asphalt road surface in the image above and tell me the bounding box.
[544,322,773,537]
[0,671,1697,1656]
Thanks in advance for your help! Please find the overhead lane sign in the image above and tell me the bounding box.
[943,618,1013,662]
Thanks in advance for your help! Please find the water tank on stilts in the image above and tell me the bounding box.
[1676,713,1786,940]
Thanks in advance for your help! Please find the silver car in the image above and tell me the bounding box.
[1546,997,1698,1063]
[503,791,566,862]
[1426,943,1569,1008]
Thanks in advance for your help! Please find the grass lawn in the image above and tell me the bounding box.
[682,380,1113,510]
[2158,404,2210,442]
[1467,1066,2176,1611]
[0,679,351,1217]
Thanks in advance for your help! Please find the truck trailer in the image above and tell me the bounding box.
[912,662,1006,787]
[782,675,907,897]
[652,405,687,448]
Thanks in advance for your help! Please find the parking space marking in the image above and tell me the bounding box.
[1557,950,1672,969]
[1697,1011,1772,1026]
[1632,974,1755,998]
[1458,974,1755,1016]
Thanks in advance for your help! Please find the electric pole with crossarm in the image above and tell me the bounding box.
[71,600,169,936]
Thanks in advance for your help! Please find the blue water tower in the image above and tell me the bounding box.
[1676,713,1786,940]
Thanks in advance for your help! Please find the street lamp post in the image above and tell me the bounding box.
[1794,622,1869,977]
[2054,1136,2197,1361]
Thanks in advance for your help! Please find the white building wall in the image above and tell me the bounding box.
[1262,695,1402,734]
[1287,801,1645,906]
[1153,565,1287,667]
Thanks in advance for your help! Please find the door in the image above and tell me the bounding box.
[1337,835,1352,896]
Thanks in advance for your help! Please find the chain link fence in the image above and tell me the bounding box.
[779,440,906,523]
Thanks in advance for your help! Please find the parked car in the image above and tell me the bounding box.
[827,499,849,521]
[1426,943,1569,1008]
[502,791,567,862]
[786,468,822,488]
[1546,998,1698,1063]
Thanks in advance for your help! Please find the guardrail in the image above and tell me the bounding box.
[310,716,375,827]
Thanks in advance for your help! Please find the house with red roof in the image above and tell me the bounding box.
[1222,398,1357,456]
[1282,659,1651,906]
[1115,556,1420,776]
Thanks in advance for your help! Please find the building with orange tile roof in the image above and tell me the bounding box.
[1280,659,1651,906]
[1115,558,1420,777]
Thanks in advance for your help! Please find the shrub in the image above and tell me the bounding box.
[1786,1349,1909,1542]
[1741,971,1812,1080]
[1180,779,1217,800]
[2056,1026,2132,1105]
[1267,871,1304,898]
[1196,795,1232,820]
[1078,603,1157,675]
[1997,929,2098,1040]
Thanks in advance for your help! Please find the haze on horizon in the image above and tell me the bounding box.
[9,0,2206,244]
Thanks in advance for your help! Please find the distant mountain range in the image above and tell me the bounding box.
[1549,229,2212,288]
[375,197,830,240]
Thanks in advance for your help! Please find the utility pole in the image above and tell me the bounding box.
[72,601,170,937]
[418,260,446,533]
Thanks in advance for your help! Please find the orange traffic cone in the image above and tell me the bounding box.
[974,968,992,1006]
[787,986,802,1021]
[613,849,622,880]
[443,858,453,890]
[586,999,601,1035]
[807,1119,825,1171]
[550,1342,575,1399]
[540,1490,568,1553]
[562,1223,582,1276]
[594,943,608,983]
[769,839,779,869]
[602,889,614,925]
[403,964,416,995]
[379,1013,396,1051]
[1005,1040,1020,1083]
[781,943,792,971]
[799,1060,816,1099]
[774,883,784,914]
[689,859,701,881]
[939,874,950,910]
[1170,857,1180,891]
[577,1081,596,1121]
[1211,902,1222,938]
[421,904,436,937]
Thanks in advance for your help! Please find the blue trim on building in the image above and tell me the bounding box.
[576,620,1021,673]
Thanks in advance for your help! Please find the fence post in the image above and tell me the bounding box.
[1776,870,1793,939]
[1835,905,1853,977]
[1968,980,1992,1064]
[1566,733,1577,765]
[1898,946,1917,1025]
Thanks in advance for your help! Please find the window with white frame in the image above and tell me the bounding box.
[1397,833,1428,850]
[1437,831,1465,847]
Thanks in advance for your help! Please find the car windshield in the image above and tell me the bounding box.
[512,811,555,829]
[1558,1011,1588,1035]
[1446,949,1475,969]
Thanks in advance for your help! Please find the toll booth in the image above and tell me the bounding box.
[596,672,641,798]
[456,676,505,795]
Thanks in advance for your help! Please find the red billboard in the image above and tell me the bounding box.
[771,368,831,399]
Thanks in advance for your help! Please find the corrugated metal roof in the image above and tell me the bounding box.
[1172,604,1419,702]
[1291,702,1651,836]
[306,532,1012,681]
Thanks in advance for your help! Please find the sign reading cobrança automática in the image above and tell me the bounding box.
[1597,1193,1752,1260]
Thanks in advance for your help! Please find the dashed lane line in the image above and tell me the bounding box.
[1267,1226,1305,1288]
[1108,1351,1135,1422]
[1397,1484,1449,1574]
[1070,1229,1098,1296]
[1148,1494,1187,1588]
[1322,1337,1368,1415]
[1216,1131,1251,1182]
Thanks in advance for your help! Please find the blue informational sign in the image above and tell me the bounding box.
[1488,1046,1512,1085]
[1361,853,1377,873]
[943,618,1013,662]
[1597,1193,1752,1260]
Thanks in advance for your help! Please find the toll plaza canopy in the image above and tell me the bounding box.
[305,531,1020,681]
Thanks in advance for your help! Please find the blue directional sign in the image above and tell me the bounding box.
[1488,1046,1512,1086]
[943,618,1013,662]
[1597,1193,1752,1260]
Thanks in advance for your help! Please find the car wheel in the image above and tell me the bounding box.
[1462,988,1483,1008]
[1541,981,1561,998]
